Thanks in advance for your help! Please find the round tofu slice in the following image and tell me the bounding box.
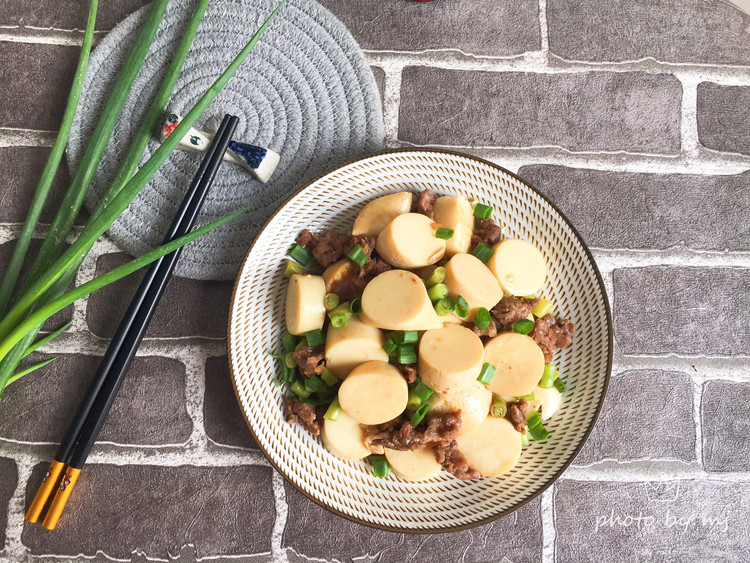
[456,416,522,476]
[352,192,413,236]
[419,325,485,394]
[375,213,446,269]
[484,332,545,397]
[360,270,442,331]
[486,239,546,297]
[325,316,388,379]
[285,274,326,336]
[338,360,408,425]
[385,447,441,481]
[427,381,492,436]
[322,259,359,294]
[322,410,371,460]
[444,253,503,321]
[432,195,474,256]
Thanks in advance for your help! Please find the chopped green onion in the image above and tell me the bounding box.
[321,369,338,387]
[531,297,553,317]
[324,293,340,311]
[539,363,556,389]
[474,307,491,330]
[371,455,390,478]
[288,244,312,266]
[282,333,298,353]
[427,283,448,303]
[284,352,297,369]
[402,330,419,344]
[349,298,362,315]
[435,228,454,240]
[527,411,550,441]
[406,388,423,412]
[553,378,567,394]
[477,363,497,385]
[305,375,324,393]
[383,339,398,356]
[435,298,455,316]
[519,392,535,401]
[305,329,324,347]
[324,398,342,421]
[329,302,351,328]
[473,203,493,220]
[329,314,348,328]
[414,379,434,401]
[389,331,404,344]
[471,243,495,263]
[513,319,535,335]
[521,429,530,446]
[347,244,367,267]
[424,266,446,288]
[410,402,430,426]
[490,395,507,417]
[290,380,310,399]
[455,295,469,318]
[284,260,304,278]
[398,344,417,365]
[283,364,295,384]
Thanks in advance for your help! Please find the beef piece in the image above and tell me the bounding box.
[434,440,481,480]
[471,219,504,250]
[506,399,528,433]
[413,189,436,218]
[530,314,577,363]
[362,411,462,451]
[296,229,349,268]
[348,234,377,259]
[472,318,498,338]
[491,295,538,330]
[293,344,325,376]
[396,363,418,384]
[331,274,369,301]
[283,395,322,436]
[363,256,392,277]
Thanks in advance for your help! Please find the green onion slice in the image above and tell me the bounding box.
[321,369,338,387]
[347,244,367,267]
[282,333,297,353]
[531,297,553,318]
[324,293,340,311]
[427,283,448,303]
[513,318,535,335]
[414,379,434,401]
[518,391,535,401]
[305,329,324,347]
[398,343,417,365]
[490,395,507,417]
[471,243,495,263]
[401,330,419,344]
[521,429,530,446]
[455,295,469,318]
[324,398,342,421]
[424,266,446,288]
[288,244,312,266]
[290,380,310,399]
[473,203,493,220]
[409,402,430,427]
[406,388,423,412]
[349,298,362,315]
[553,378,567,394]
[435,298,455,316]
[539,363,556,389]
[284,352,297,369]
[477,362,497,385]
[329,314,348,328]
[283,260,304,278]
[527,411,550,441]
[435,228,454,240]
[283,364,295,384]
[383,339,398,356]
[305,375,324,393]
[473,307,491,330]
[371,455,390,478]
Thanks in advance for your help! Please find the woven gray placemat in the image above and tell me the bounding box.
[68,0,384,280]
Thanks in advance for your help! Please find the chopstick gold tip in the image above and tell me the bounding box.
[41,467,81,530]
[25,460,65,523]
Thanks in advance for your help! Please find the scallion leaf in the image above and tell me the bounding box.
[527,411,550,441]
[473,307,491,330]
[513,319,535,335]
[455,295,469,318]
[398,344,417,365]
[282,333,297,353]
[347,244,367,267]
[288,244,312,266]
[371,455,390,478]
[305,375,324,393]
[435,228,454,240]
[402,330,419,344]
[473,203,493,220]
[414,379,434,402]
[539,363,556,389]
[477,363,497,385]
[553,378,567,394]
[291,380,310,399]
[383,339,398,356]
[409,402,430,426]
[471,243,495,263]
[305,329,324,347]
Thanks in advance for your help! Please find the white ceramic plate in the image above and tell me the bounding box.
[227,149,612,532]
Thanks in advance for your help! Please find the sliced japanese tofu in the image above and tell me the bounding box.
[322,410,371,460]
[418,325,484,394]
[486,239,546,297]
[338,360,408,425]
[385,447,441,481]
[375,213,446,269]
[532,385,562,421]
[483,332,545,397]
[427,380,492,436]
[352,192,413,236]
[322,259,359,294]
[443,253,503,321]
[432,195,474,256]
[456,416,522,476]
[285,274,326,336]
[325,316,388,379]
[360,270,442,331]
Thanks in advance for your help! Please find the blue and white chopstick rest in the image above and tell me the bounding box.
[161,112,280,183]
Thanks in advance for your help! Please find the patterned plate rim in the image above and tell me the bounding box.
[226,147,614,533]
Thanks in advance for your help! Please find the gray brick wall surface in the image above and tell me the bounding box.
[0,0,748,561]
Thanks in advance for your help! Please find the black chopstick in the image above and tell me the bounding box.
[26,114,239,529]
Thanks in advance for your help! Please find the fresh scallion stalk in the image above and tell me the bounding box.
[471,243,495,263]
[324,293,340,311]
[477,362,497,385]
[427,283,448,303]
[455,295,469,318]
[473,307,491,330]
[347,244,367,267]
[473,203,493,220]
[490,395,507,417]
[409,402,429,426]
[324,398,342,421]
[539,363,556,389]
[513,319,535,335]
[424,266,446,288]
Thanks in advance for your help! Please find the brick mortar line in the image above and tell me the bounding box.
[692,377,704,468]
[0,28,104,47]
[0,128,55,148]
[540,487,555,563]
[679,73,701,157]
[3,458,34,561]
[271,471,289,563]
[590,247,750,270]
[562,461,750,482]
[538,0,549,57]
[612,354,750,383]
